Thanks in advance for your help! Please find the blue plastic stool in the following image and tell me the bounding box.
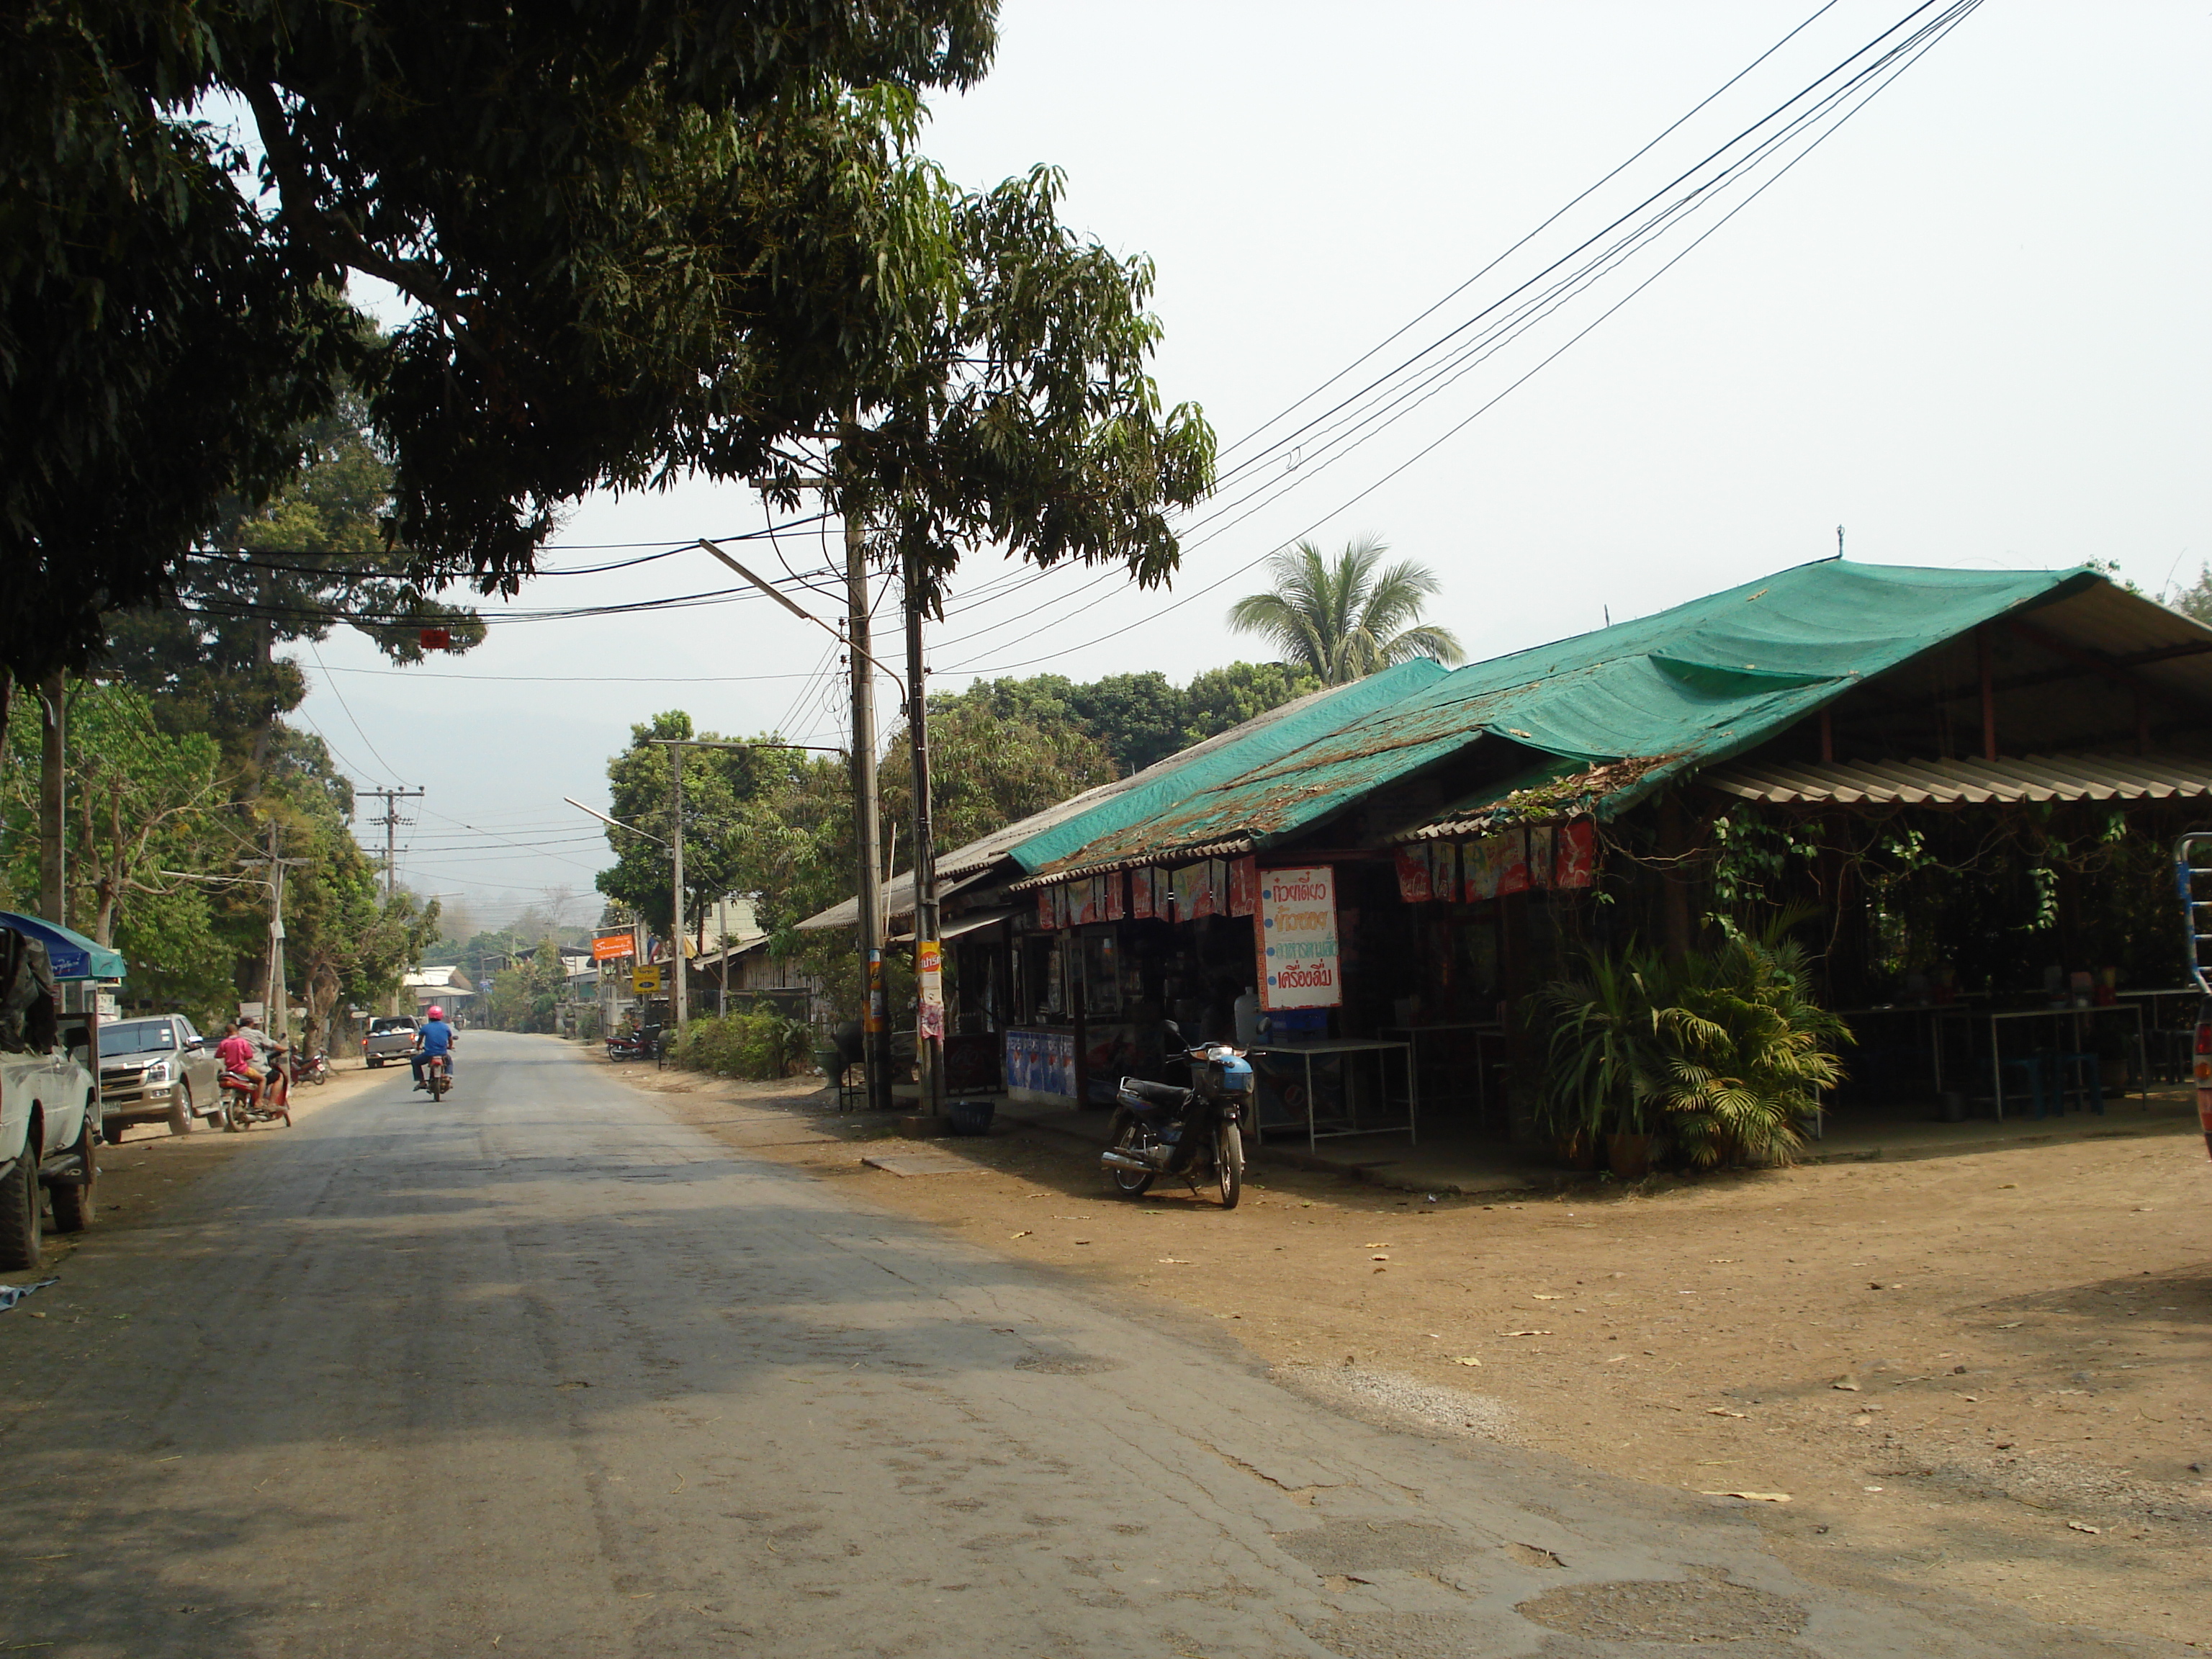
[2001,1053,2054,1120]
[2054,1051,2104,1115]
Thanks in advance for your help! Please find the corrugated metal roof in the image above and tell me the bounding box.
[1031,561,2129,878]
[793,672,1421,930]
[1706,750,2212,805]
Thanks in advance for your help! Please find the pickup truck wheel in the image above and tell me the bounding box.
[48,1112,96,1233]
[104,1116,130,1146]
[0,1145,42,1272]
[168,1083,195,1136]
[367,1057,382,1069]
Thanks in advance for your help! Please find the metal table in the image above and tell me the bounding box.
[1250,1038,1417,1151]
[1380,1021,1503,1126]
[1827,1002,1982,1095]
[1987,1003,2149,1120]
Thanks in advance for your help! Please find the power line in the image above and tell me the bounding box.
[934,0,1984,676]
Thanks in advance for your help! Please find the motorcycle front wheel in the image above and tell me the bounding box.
[1104,1109,1155,1198]
[1215,1121,1244,1209]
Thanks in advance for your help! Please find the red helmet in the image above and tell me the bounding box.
[426,1005,445,1021]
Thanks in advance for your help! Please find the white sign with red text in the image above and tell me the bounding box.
[1256,864,1341,1010]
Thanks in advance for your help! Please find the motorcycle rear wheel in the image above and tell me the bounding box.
[1215,1121,1244,1209]
[1104,1110,1155,1198]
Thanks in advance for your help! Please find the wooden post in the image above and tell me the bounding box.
[1977,626,1997,761]
[1658,793,1694,963]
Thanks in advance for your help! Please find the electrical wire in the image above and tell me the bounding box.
[932,0,1984,675]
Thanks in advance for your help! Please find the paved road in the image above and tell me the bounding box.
[0,1035,2169,1657]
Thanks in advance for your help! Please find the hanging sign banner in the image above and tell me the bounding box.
[1555,819,1599,888]
[917,941,945,1042]
[1392,846,1433,903]
[592,932,637,961]
[1256,864,1342,1010]
[1228,855,1259,917]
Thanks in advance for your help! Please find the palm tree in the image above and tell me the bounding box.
[1225,536,1465,684]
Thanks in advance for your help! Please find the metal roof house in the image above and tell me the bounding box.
[800,560,2212,1124]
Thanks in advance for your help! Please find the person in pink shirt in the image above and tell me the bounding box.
[214,1022,264,1108]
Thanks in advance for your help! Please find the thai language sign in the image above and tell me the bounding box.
[1255,863,1341,1010]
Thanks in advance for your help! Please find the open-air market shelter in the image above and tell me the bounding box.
[800,559,2212,1142]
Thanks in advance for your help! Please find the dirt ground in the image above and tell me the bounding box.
[619,1058,2212,1653]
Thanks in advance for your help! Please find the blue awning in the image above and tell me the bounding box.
[0,912,127,981]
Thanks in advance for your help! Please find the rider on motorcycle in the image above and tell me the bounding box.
[214,1020,264,1107]
[236,1015,290,1110]
[411,1006,457,1092]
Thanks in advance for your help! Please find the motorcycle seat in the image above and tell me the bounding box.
[1119,1077,1191,1109]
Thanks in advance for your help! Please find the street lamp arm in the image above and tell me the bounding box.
[562,797,671,848]
[696,537,910,713]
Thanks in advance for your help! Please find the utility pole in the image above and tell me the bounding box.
[904,548,943,1117]
[845,512,893,1113]
[239,828,309,1040]
[37,672,65,922]
[642,738,833,1035]
[358,786,426,900]
[698,519,905,1115]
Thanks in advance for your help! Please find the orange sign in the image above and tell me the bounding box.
[592,932,636,961]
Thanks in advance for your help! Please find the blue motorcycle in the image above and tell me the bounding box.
[1101,1023,1253,1208]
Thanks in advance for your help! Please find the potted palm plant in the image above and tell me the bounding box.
[1530,947,1673,1175]
[1653,919,1848,1168]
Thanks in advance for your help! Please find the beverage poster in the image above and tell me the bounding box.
[1555,819,1598,888]
[1426,841,1457,902]
[1526,825,1555,891]
[1036,888,1057,930]
[1228,855,1259,917]
[1256,864,1343,1010]
[1104,869,1127,921]
[1463,829,1530,901]
[916,940,944,1041]
[1392,845,1433,903]
[1130,866,1155,920]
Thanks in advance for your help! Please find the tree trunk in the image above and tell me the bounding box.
[38,671,66,922]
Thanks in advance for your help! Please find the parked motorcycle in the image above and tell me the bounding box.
[1101,1022,1252,1208]
[295,1051,331,1087]
[605,1023,661,1063]
[217,1068,292,1132]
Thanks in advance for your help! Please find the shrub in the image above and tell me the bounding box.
[1655,923,1849,1169]
[672,1009,814,1080]
[1527,923,1848,1169]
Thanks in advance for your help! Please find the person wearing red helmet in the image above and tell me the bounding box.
[410,1004,457,1092]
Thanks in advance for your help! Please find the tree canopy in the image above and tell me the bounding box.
[1227,536,1465,685]
[5,1,1215,693]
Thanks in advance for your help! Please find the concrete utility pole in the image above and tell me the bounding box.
[904,548,943,1117]
[699,518,906,1116]
[845,513,894,1112]
[37,672,65,923]
[358,786,426,900]
[642,739,835,1035]
[239,830,309,1040]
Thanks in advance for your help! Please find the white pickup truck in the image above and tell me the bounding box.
[0,930,99,1272]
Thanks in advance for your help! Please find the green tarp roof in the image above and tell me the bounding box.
[1018,560,2107,879]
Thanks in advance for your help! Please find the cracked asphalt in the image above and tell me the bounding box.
[0,1034,2182,1656]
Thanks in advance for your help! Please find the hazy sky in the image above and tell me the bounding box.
[295,0,2211,929]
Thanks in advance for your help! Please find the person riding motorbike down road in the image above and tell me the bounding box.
[411,1007,456,1092]
[214,1020,264,1107]
[237,1015,290,1110]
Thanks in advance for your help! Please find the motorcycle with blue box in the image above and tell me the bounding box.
[1100,1022,1252,1208]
